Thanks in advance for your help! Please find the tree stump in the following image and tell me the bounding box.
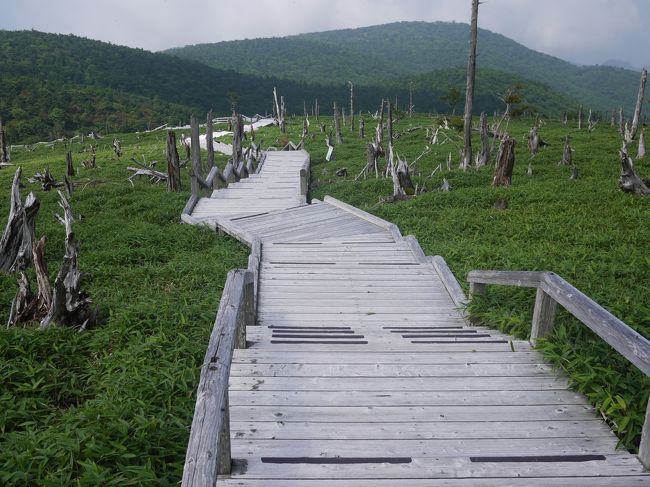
[492,138,516,187]
[638,130,646,159]
[476,112,490,168]
[40,192,98,330]
[618,144,650,195]
[66,150,75,177]
[113,139,122,158]
[166,130,182,192]
[560,135,572,165]
[0,168,40,273]
[359,117,365,139]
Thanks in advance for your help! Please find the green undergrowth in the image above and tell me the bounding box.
[0,129,248,484]
[1,114,649,483]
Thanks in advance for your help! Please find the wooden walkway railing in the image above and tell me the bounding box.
[468,269,650,468]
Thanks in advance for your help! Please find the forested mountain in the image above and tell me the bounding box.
[167,21,641,113]
[2,29,578,142]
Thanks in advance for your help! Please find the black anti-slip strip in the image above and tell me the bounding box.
[412,339,508,344]
[269,326,351,330]
[270,330,355,334]
[470,454,606,463]
[261,457,412,464]
[271,340,368,344]
[383,326,463,330]
[403,334,492,339]
[272,334,365,339]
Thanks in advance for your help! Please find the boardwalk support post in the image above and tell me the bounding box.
[530,288,557,343]
[640,401,650,469]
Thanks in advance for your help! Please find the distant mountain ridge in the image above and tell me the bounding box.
[166,21,642,113]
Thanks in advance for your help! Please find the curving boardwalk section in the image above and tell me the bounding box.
[184,150,650,485]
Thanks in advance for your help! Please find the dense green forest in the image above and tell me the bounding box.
[167,21,642,113]
[1,29,582,142]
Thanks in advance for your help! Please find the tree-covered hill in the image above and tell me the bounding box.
[166,21,642,113]
[1,29,578,142]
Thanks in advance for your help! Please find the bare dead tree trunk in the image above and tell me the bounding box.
[560,134,573,165]
[206,110,214,170]
[303,100,307,118]
[280,96,286,133]
[611,110,616,126]
[1,168,40,273]
[166,131,181,192]
[639,130,646,159]
[0,119,8,163]
[41,192,97,330]
[359,116,365,139]
[65,150,75,177]
[8,236,52,326]
[408,82,414,118]
[492,138,516,187]
[562,112,568,125]
[460,0,479,171]
[619,107,624,134]
[349,81,355,132]
[112,138,122,158]
[619,143,650,195]
[333,102,343,144]
[630,67,648,141]
[232,112,244,167]
[578,105,583,130]
[315,99,319,121]
[528,126,541,155]
[476,111,490,168]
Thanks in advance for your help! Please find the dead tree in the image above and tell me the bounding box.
[408,82,414,118]
[206,110,214,170]
[112,139,122,158]
[639,130,646,159]
[492,138,516,187]
[81,146,96,168]
[562,112,568,125]
[611,110,616,126]
[0,168,40,273]
[577,105,583,130]
[66,150,75,177]
[359,116,365,139]
[280,96,287,133]
[460,0,479,171]
[349,81,355,132]
[0,119,8,163]
[629,68,648,142]
[476,111,490,168]
[166,131,181,192]
[394,154,414,197]
[619,143,650,195]
[8,236,52,326]
[40,192,98,329]
[528,126,541,155]
[273,88,285,133]
[315,99,319,121]
[588,110,597,132]
[619,108,624,134]
[325,133,335,162]
[29,167,64,191]
[333,102,343,144]
[232,112,244,167]
[560,135,573,165]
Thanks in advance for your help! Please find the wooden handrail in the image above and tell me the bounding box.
[181,269,254,486]
[467,269,650,467]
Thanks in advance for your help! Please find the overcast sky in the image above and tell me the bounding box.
[2,0,649,69]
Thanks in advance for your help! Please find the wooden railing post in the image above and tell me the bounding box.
[639,397,650,469]
[469,282,486,298]
[217,392,232,475]
[530,287,557,343]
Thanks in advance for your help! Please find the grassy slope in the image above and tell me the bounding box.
[1,116,649,483]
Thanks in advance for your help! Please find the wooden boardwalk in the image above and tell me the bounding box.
[184,150,650,485]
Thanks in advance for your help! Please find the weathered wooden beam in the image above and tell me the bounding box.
[166,130,182,192]
[541,272,650,377]
[639,401,650,469]
[429,255,468,308]
[206,110,214,170]
[181,268,254,486]
[190,115,202,197]
[530,288,557,343]
[467,270,545,289]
